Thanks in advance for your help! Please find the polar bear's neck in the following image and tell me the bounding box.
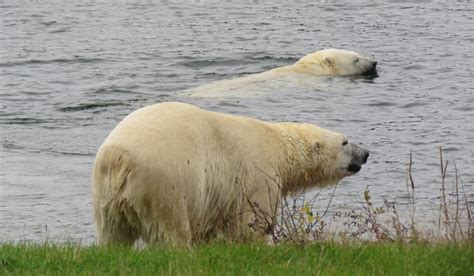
[272,123,342,195]
[271,62,335,76]
[272,124,316,194]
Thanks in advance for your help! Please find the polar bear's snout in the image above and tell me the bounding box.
[347,143,369,173]
[362,60,377,76]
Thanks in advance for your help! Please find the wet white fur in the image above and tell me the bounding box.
[92,102,358,246]
[189,49,375,97]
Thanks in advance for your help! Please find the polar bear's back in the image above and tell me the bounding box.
[103,102,272,159]
[110,103,218,149]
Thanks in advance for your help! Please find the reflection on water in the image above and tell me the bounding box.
[1,0,473,243]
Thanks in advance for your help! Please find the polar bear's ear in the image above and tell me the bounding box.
[313,141,322,152]
[324,57,333,66]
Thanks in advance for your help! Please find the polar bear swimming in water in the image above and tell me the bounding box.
[188,49,377,98]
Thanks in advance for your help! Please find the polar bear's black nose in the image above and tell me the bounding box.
[362,151,369,164]
[362,61,378,76]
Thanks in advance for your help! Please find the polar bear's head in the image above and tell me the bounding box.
[290,123,369,189]
[295,49,377,76]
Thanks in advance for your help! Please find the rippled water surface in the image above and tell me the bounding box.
[1,0,473,243]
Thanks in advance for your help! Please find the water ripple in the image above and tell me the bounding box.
[399,101,429,108]
[0,118,50,125]
[365,101,396,107]
[58,102,128,112]
[0,58,107,67]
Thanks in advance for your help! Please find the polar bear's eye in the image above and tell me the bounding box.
[342,140,348,146]
[354,58,359,63]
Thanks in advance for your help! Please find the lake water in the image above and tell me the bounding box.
[1,0,473,243]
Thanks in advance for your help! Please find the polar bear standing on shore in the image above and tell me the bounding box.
[189,49,377,97]
[92,102,369,246]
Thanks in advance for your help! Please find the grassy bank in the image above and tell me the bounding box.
[1,242,473,275]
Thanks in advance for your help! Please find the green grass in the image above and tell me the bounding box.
[1,242,473,275]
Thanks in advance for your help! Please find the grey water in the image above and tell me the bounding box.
[1,0,473,243]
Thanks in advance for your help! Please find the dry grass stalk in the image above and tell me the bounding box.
[242,148,472,245]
